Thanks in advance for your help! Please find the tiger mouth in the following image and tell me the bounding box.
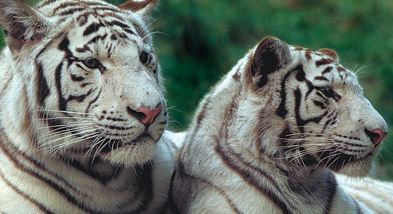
[320,151,374,171]
[84,133,153,154]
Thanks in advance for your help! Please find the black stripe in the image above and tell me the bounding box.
[58,7,86,16]
[337,66,346,72]
[314,76,329,81]
[129,162,154,213]
[86,34,108,45]
[177,163,242,214]
[215,142,293,214]
[132,21,147,38]
[100,12,126,22]
[36,63,50,106]
[316,91,328,100]
[0,133,88,197]
[108,20,131,29]
[301,69,316,99]
[110,34,118,41]
[196,97,210,126]
[322,66,333,74]
[68,88,94,103]
[323,172,337,214]
[123,28,136,35]
[0,139,96,213]
[215,88,293,213]
[0,170,54,214]
[63,158,123,185]
[85,88,102,114]
[276,65,303,118]
[294,88,328,133]
[322,118,333,132]
[97,124,134,131]
[36,0,56,9]
[51,2,81,15]
[313,100,327,109]
[54,61,67,111]
[353,197,363,214]
[58,35,70,53]
[0,70,13,98]
[83,22,105,36]
[77,13,89,26]
[316,58,333,67]
[163,170,181,214]
[71,73,85,82]
[53,2,115,16]
[322,111,336,132]
[75,45,92,53]
[90,6,120,13]
[33,31,69,115]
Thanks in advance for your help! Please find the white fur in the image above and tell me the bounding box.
[171,38,391,213]
[0,0,177,213]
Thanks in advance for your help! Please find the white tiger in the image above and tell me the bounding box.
[0,0,179,213]
[170,36,392,214]
[336,175,393,213]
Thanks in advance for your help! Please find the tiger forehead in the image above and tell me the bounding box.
[292,46,334,63]
[38,0,121,17]
[292,47,342,68]
[37,0,149,40]
[289,46,359,87]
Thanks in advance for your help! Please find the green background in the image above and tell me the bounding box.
[3,0,393,180]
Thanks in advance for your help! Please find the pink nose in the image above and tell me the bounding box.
[136,105,162,126]
[365,129,387,145]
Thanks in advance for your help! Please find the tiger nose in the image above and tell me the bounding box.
[127,104,162,126]
[365,128,387,145]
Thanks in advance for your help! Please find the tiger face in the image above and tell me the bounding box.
[0,0,166,166]
[238,37,388,177]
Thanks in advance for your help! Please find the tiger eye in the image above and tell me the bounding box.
[140,51,151,65]
[83,58,101,69]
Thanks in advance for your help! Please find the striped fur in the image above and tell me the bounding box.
[337,175,393,213]
[171,37,390,214]
[0,0,178,213]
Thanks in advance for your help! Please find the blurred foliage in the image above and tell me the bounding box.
[1,0,392,179]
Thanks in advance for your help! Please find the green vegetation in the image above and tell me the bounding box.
[1,0,392,179]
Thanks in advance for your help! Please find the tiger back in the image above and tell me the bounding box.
[0,0,179,213]
[171,36,391,214]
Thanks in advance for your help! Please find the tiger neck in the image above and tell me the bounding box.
[205,78,334,192]
[216,124,336,202]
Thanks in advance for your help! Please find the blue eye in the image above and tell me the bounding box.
[82,58,101,69]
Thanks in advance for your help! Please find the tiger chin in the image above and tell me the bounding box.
[171,36,391,213]
[0,0,178,213]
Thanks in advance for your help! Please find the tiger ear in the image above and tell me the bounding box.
[319,48,339,62]
[118,0,158,20]
[251,36,292,87]
[0,0,53,55]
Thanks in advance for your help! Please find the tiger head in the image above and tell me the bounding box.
[0,0,166,166]
[230,37,388,177]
